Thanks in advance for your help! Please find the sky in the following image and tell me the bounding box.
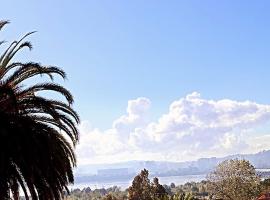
[2,1,270,164]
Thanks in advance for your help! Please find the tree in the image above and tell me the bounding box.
[171,193,196,200]
[128,169,167,200]
[207,159,260,200]
[259,178,270,194]
[102,194,119,200]
[0,20,79,199]
[128,169,152,200]
[170,183,176,189]
[151,177,167,199]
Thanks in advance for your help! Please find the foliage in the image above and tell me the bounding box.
[128,169,168,200]
[66,174,270,200]
[259,178,270,195]
[67,186,127,200]
[66,184,199,200]
[102,194,119,200]
[0,20,79,199]
[66,170,213,200]
[207,159,261,200]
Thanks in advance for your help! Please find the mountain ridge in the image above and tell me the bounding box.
[75,150,270,176]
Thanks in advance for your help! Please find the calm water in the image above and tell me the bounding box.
[70,174,206,190]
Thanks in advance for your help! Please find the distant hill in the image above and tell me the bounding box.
[75,150,270,178]
[190,150,270,172]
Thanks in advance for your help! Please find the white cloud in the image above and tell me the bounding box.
[112,97,151,139]
[76,93,270,164]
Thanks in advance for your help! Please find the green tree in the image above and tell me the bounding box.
[0,20,79,199]
[170,183,176,189]
[128,169,168,200]
[102,193,119,200]
[128,169,152,200]
[151,177,167,199]
[171,193,196,200]
[259,178,270,194]
[207,159,260,200]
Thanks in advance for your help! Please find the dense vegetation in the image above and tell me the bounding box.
[0,21,79,199]
[66,160,270,200]
[66,178,212,200]
[207,159,261,200]
[66,170,209,200]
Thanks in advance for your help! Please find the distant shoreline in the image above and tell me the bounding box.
[72,174,207,190]
[72,168,270,190]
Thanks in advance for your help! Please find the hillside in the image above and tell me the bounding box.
[75,150,270,178]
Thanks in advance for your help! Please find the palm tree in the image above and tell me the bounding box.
[0,20,80,199]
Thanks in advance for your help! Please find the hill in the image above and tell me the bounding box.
[75,150,270,182]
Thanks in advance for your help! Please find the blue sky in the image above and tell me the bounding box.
[2,1,270,163]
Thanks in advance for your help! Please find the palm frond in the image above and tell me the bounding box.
[0,20,9,31]
[0,21,80,199]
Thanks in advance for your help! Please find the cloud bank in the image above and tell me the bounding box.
[77,92,270,164]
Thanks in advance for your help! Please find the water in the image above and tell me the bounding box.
[70,174,206,190]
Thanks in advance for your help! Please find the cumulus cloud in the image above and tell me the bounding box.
[76,93,270,164]
[112,97,151,139]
